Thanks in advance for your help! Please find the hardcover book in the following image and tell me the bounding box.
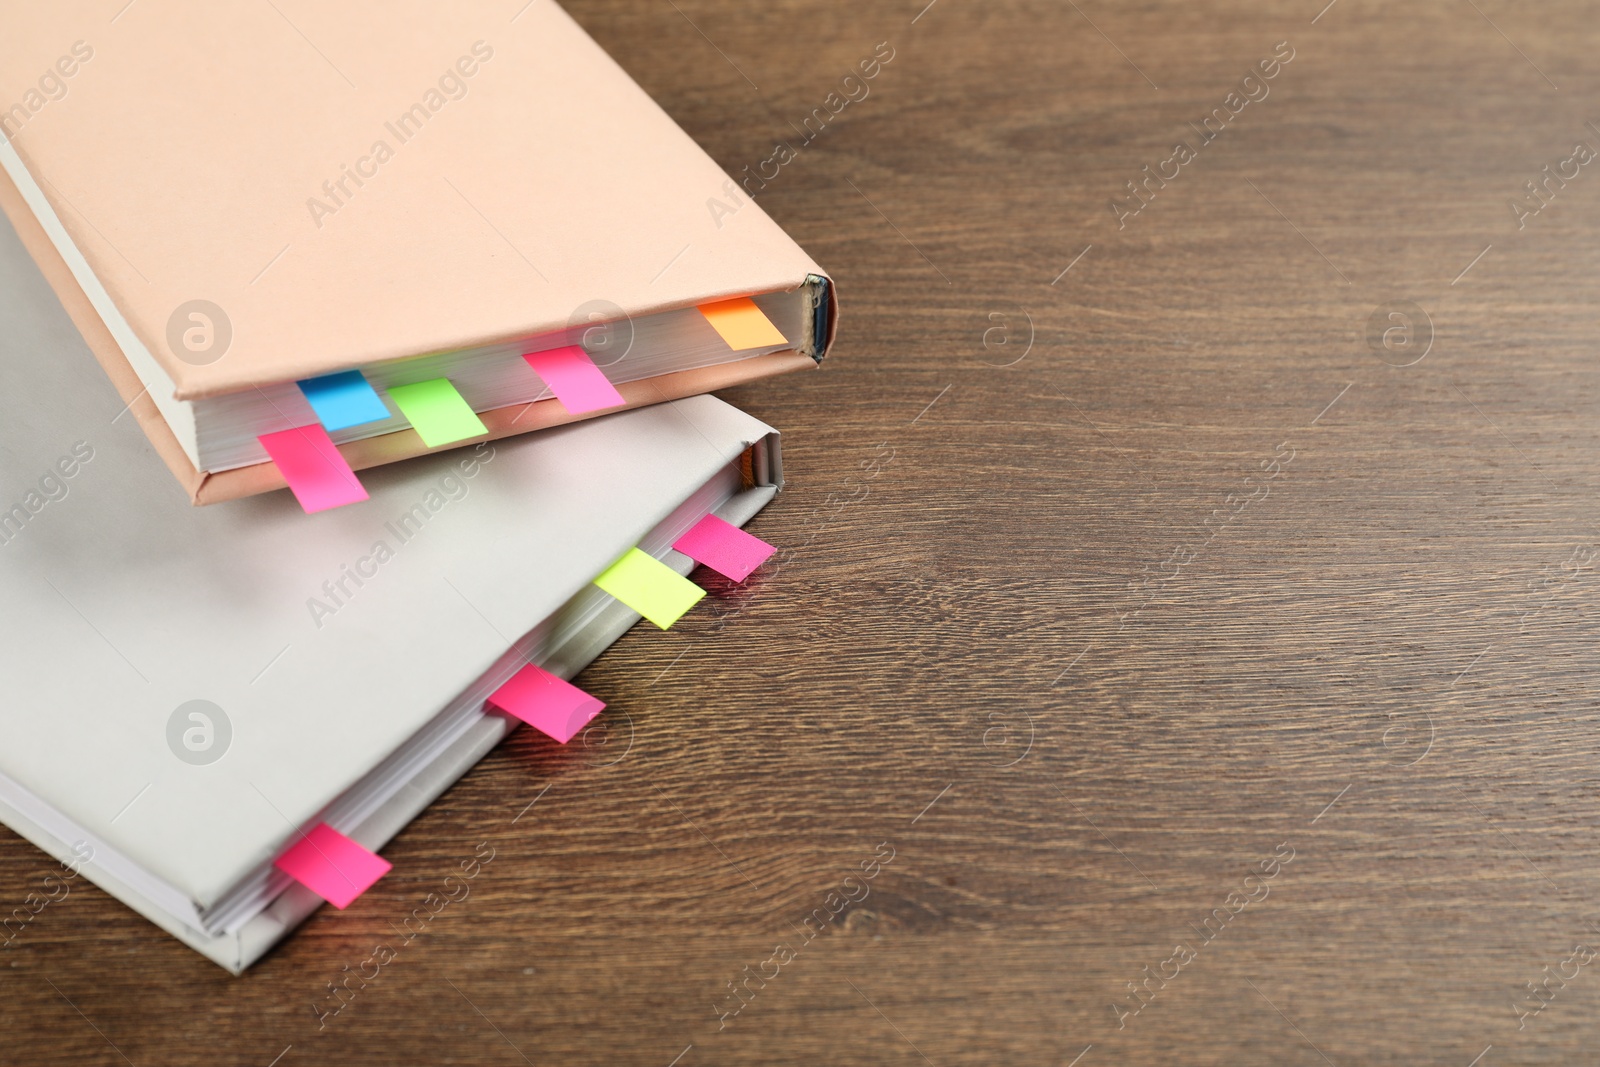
[0,0,830,503]
[0,207,784,970]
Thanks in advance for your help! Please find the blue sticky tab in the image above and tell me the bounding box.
[297,371,390,432]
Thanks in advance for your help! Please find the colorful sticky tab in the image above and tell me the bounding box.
[386,378,488,448]
[273,823,391,909]
[698,296,788,351]
[593,548,706,629]
[258,424,368,513]
[486,663,604,744]
[297,370,389,431]
[523,345,626,414]
[672,514,776,583]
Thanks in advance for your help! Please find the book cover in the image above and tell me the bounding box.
[0,203,784,969]
[0,0,831,501]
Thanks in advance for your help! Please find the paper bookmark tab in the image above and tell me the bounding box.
[487,663,605,744]
[258,425,368,513]
[297,370,389,431]
[523,345,626,414]
[697,297,788,350]
[593,548,705,630]
[672,514,776,583]
[386,378,488,447]
[273,823,391,909]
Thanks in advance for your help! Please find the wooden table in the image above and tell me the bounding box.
[7,1,1600,1063]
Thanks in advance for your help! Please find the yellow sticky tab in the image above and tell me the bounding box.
[697,297,788,350]
[593,548,705,629]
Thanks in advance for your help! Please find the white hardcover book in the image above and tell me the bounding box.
[0,212,782,972]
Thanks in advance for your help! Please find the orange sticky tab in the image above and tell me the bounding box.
[697,297,788,351]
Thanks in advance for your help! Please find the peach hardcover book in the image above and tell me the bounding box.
[0,0,832,503]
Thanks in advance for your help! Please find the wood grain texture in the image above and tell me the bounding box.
[6,0,1600,1063]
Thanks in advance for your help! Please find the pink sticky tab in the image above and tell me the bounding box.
[672,514,776,583]
[273,823,391,909]
[523,345,626,414]
[486,663,605,744]
[258,425,368,513]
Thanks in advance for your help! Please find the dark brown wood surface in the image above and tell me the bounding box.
[7,1,1600,1063]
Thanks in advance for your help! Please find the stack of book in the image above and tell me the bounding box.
[0,0,832,972]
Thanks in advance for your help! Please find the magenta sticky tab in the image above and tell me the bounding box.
[672,514,776,583]
[273,823,391,909]
[486,663,604,744]
[522,345,626,414]
[258,425,368,513]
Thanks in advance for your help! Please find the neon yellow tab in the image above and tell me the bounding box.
[593,548,705,629]
[387,378,487,447]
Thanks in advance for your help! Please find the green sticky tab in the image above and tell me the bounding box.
[593,548,705,630]
[386,378,487,448]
